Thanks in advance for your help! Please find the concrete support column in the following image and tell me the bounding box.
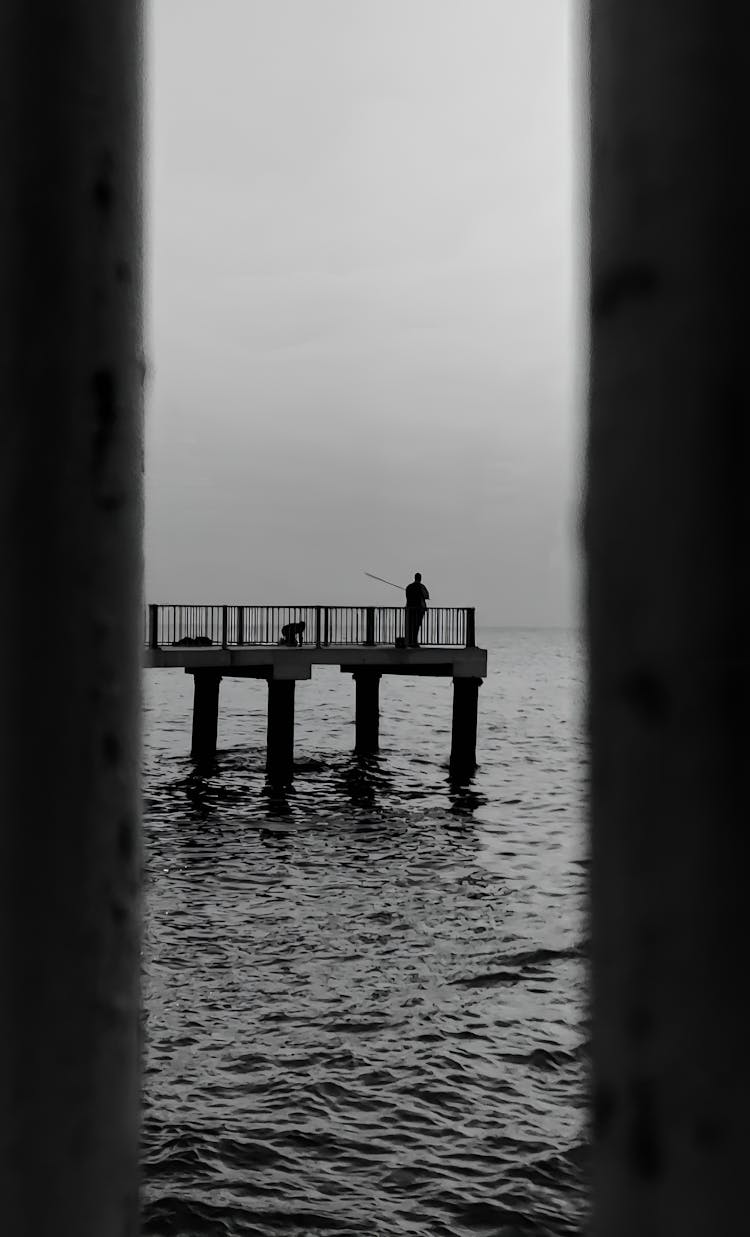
[449,677,481,776]
[588,4,750,1234]
[190,671,221,762]
[266,679,295,785]
[0,2,143,1233]
[354,671,381,754]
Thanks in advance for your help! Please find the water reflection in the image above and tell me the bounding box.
[336,752,394,809]
[447,775,486,816]
[182,765,217,819]
[261,782,294,819]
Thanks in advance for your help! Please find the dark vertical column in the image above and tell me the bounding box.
[365,607,375,646]
[266,679,295,785]
[149,603,159,648]
[0,3,143,1233]
[588,5,750,1235]
[190,672,221,762]
[466,607,476,648]
[354,671,381,754]
[449,677,480,776]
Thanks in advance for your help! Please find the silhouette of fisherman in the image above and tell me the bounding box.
[405,573,429,647]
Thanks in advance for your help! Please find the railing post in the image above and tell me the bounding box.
[466,607,476,648]
[324,607,329,647]
[221,605,228,649]
[365,606,375,646]
[315,606,322,647]
[148,604,159,649]
[236,606,244,646]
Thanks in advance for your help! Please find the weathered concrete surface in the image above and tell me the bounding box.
[0,3,143,1234]
[587,3,750,1233]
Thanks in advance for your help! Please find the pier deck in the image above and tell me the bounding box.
[144,604,487,783]
[145,644,486,677]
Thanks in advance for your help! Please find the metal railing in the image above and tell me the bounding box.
[145,605,477,650]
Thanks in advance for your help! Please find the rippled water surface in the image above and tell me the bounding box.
[142,629,588,1236]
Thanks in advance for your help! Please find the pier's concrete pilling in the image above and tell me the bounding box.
[157,643,487,785]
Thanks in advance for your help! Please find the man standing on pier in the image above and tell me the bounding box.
[405,572,429,647]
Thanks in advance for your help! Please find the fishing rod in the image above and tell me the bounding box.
[364,571,404,591]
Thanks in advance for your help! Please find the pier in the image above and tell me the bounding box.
[144,604,487,783]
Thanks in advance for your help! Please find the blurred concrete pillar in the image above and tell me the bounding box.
[587,3,749,1234]
[0,3,143,1235]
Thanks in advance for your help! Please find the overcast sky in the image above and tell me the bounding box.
[145,0,583,626]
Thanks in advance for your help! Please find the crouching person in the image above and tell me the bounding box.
[279,620,306,647]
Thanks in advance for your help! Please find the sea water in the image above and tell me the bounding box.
[142,628,588,1236]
